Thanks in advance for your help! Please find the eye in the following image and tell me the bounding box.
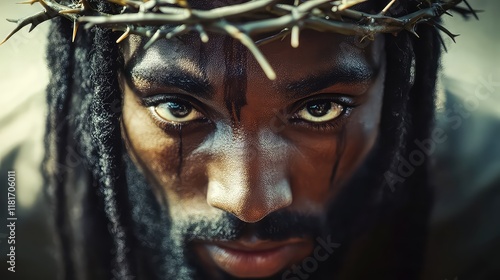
[153,101,205,123]
[295,100,344,123]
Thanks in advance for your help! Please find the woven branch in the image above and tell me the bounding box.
[2,0,479,80]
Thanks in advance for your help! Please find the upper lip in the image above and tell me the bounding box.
[210,237,309,252]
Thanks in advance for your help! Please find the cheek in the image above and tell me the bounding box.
[121,82,214,213]
[122,87,179,182]
[287,74,384,208]
[287,106,381,209]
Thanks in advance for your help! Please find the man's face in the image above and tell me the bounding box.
[120,28,385,278]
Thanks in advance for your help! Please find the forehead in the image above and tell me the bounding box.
[120,0,384,84]
[121,29,384,89]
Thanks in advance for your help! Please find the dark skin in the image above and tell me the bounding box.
[120,29,385,278]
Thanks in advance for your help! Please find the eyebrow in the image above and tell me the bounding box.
[125,62,214,99]
[283,64,378,99]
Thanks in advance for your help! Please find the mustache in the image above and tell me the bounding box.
[173,210,324,243]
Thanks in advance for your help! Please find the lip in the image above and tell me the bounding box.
[201,238,312,278]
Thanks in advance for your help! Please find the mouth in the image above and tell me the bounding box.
[198,237,313,278]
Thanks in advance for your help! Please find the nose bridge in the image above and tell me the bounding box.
[206,129,292,223]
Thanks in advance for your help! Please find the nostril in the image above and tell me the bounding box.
[231,209,271,224]
[209,198,287,223]
[206,180,293,223]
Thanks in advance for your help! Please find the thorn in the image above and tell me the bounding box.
[436,32,448,52]
[1,19,22,45]
[462,0,479,20]
[406,26,419,38]
[166,24,188,39]
[291,25,299,48]
[404,23,420,38]
[107,0,127,6]
[116,26,131,43]
[338,0,367,11]
[81,0,92,11]
[84,22,95,29]
[1,11,53,46]
[380,0,397,15]
[223,24,276,80]
[72,21,79,42]
[433,22,459,43]
[360,33,374,42]
[144,29,161,49]
[176,0,190,9]
[195,25,209,43]
[17,0,39,5]
[29,23,36,32]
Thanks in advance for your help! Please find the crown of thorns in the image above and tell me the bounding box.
[2,0,478,79]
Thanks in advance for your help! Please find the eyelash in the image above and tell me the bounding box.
[288,96,356,132]
[293,108,352,132]
[142,94,356,132]
[142,94,210,130]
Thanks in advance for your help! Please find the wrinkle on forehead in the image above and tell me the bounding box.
[122,35,207,83]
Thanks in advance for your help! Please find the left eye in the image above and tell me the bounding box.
[295,100,344,123]
[153,101,205,123]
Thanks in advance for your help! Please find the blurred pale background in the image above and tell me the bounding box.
[0,1,499,279]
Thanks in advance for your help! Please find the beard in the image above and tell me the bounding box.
[123,131,423,280]
[125,154,325,280]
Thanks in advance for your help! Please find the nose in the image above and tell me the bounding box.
[206,134,292,223]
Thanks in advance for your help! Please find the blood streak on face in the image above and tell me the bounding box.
[120,23,386,278]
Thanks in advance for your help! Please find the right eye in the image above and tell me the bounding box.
[152,101,205,124]
[294,100,344,123]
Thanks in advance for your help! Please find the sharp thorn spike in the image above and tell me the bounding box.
[107,0,127,6]
[17,0,39,5]
[144,30,161,49]
[223,24,276,80]
[463,0,479,20]
[195,25,209,43]
[81,0,92,10]
[338,0,367,11]
[72,21,79,42]
[409,29,419,38]
[433,22,459,43]
[116,26,131,43]
[84,22,95,29]
[380,0,397,15]
[437,33,448,52]
[0,29,20,46]
[291,25,299,48]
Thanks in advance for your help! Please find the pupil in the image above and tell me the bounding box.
[307,101,331,117]
[167,102,191,118]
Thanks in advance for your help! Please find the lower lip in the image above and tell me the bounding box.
[205,244,296,278]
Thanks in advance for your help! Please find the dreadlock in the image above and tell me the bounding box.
[45,1,136,279]
[315,1,443,278]
[43,0,443,279]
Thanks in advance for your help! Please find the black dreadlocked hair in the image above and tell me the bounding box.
[45,1,135,279]
[43,0,443,279]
